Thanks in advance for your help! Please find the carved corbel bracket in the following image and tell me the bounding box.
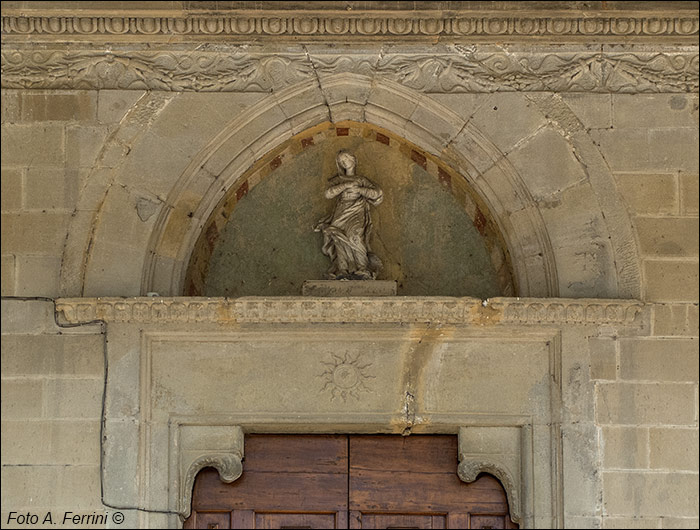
[176,425,244,520]
[458,458,521,524]
[458,426,523,525]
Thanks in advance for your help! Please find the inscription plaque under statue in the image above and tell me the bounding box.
[302,280,397,297]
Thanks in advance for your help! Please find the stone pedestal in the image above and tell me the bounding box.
[302,280,398,297]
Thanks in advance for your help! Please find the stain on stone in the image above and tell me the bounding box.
[336,127,349,136]
[301,137,314,148]
[376,132,390,145]
[411,149,427,169]
[236,180,249,200]
[269,156,283,170]
[136,197,159,222]
[205,222,219,252]
[669,95,687,110]
[473,208,487,235]
[438,166,452,189]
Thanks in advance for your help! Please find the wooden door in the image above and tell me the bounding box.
[184,435,348,529]
[348,435,516,529]
[185,435,517,529]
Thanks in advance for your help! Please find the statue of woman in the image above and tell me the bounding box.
[314,150,384,280]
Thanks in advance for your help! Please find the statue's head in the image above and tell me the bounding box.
[336,150,357,175]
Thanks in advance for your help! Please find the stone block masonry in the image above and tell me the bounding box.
[0,300,105,527]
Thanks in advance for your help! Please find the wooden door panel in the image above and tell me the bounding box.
[186,435,349,528]
[193,468,348,511]
[185,511,230,529]
[254,512,340,529]
[349,436,510,515]
[243,435,348,473]
[352,512,447,529]
[186,435,517,529]
[470,514,519,529]
[349,435,458,473]
[350,469,509,513]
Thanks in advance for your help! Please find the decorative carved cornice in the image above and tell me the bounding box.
[55,297,647,327]
[2,45,697,93]
[2,11,698,41]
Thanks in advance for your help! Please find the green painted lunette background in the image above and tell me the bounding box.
[204,136,502,298]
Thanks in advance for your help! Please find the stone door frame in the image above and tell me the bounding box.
[171,420,541,528]
[56,296,649,529]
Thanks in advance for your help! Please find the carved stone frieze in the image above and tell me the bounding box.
[0,49,312,92]
[55,297,647,327]
[374,47,700,93]
[2,46,697,93]
[2,11,697,40]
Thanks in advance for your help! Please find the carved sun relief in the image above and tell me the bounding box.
[319,352,375,402]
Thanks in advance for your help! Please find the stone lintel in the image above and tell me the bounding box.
[54,296,650,328]
[302,280,398,297]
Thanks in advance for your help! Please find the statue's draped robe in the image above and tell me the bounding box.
[315,175,383,279]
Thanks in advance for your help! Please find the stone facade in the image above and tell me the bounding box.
[1,2,698,529]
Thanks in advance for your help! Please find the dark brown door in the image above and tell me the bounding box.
[185,435,516,529]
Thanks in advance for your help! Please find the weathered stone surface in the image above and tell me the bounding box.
[653,304,699,337]
[1,254,15,295]
[302,280,397,296]
[97,90,145,124]
[1,421,100,465]
[644,261,700,302]
[615,173,678,216]
[602,426,649,469]
[15,92,97,122]
[0,465,103,510]
[636,217,699,257]
[0,299,57,334]
[592,128,700,174]
[602,517,663,529]
[588,337,617,381]
[468,93,547,155]
[680,174,699,216]
[1,212,71,255]
[619,338,699,382]
[0,167,22,211]
[662,517,700,529]
[603,472,699,517]
[649,427,699,471]
[44,379,103,419]
[596,383,696,425]
[613,94,698,129]
[0,123,64,167]
[15,255,61,297]
[0,380,43,419]
[1,334,103,376]
[65,125,110,170]
[506,127,586,200]
[561,93,612,130]
[24,168,77,211]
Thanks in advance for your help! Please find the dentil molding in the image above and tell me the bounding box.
[1,10,697,40]
[55,296,648,327]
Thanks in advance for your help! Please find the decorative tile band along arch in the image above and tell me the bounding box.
[184,120,515,298]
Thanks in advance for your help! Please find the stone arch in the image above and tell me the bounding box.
[142,76,561,297]
[183,120,515,297]
[61,73,641,299]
